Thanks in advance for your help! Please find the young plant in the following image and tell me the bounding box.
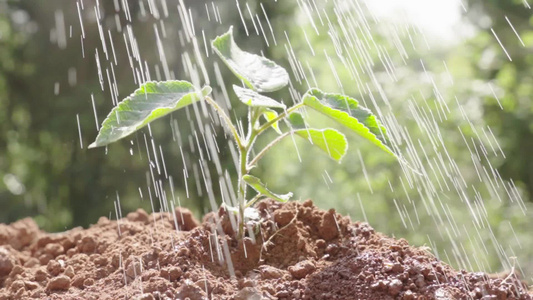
[89,27,397,238]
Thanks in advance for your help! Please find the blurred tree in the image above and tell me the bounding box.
[464,0,533,202]
[0,1,39,224]
[0,0,297,231]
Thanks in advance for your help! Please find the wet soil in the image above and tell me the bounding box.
[0,199,531,299]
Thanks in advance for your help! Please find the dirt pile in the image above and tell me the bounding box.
[0,200,531,299]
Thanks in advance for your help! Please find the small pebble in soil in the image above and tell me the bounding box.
[46,260,63,276]
[318,209,339,241]
[0,218,40,250]
[24,257,39,268]
[127,208,150,223]
[160,266,182,281]
[66,248,77,257]
[9,280,25,292]
[289,260,316,279]
[70,274,86,288]
[175,280,208,300]
[77,236,96,253]
[403,290,415,300]
[234,287,263,300]
[38,253,53,265]
[259,265,284,279]
[83,277,95,287]
[125,259,143,278]
[33,268,48,282]
[134,293,154,300]
[276,290,290,298]
[46,275,71,291]
[64,265,75,278]
[24,280,39,290]
[173,208,200,231]
[325,243,339,255]
[388,278,403,296]
[273,210,295,227]
[434,287,455,299]
[195,278,214,294]
[0,247,15,276]
[44,243,64,257]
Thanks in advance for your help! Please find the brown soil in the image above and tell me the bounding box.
[0,199,531,299]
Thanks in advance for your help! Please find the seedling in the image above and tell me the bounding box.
[89,27,398,238]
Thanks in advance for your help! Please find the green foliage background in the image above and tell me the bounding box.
[0,0,532,280]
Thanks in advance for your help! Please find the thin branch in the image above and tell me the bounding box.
[248,131,292,167]
[256,102,305,135]
[246,107,261,143]
[245,193,264,208]
[205,96,244,149]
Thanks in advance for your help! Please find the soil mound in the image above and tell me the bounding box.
[0,200,531,299]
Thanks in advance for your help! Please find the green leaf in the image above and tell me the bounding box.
[212,27,289,92]
[242,175,293,203]
[302,88,395,157]
[288,112,347,161]
[294,128,348,162]
[288,112,306,129]
[233,85,286,109]
[262,109,282,134]
[89,81,211,148]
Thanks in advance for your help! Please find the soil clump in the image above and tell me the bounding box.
[0,200,531,299]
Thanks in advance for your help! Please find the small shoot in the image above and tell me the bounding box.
[262,109,282,134]
[90,26,400,239]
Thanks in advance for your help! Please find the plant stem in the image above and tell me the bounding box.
[245,194,263,208]
[248,131,292,167]
[256,102,305,135]
[205,96,244,150]
[237,148,247,239]
[230,102,302,239]
[205,96,253,239]
[237,108,261,238]
[247,102,306,168]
